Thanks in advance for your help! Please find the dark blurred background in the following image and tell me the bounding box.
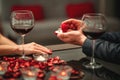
[0,0,120,45]
[115,0,120,19]
[1,0,120,20]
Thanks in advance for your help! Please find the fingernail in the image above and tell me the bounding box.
[54,31,58,35]
[49,49,53,53]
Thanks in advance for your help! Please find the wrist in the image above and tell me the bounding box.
[78,35,87,46]
[15,45,23,55]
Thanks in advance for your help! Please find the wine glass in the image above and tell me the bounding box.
[10,10,34,60]
[82,13,106,69]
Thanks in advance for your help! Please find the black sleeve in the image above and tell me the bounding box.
[82,32,120,64]
[99,32,120,42]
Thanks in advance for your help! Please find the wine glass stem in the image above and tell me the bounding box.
[21,35,25,58]
[90,40,96,65]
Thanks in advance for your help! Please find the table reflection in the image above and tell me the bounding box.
[67,58,120,80]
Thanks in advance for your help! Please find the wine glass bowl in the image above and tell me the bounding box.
[11,10,34,60]
[11,10,34,35]
[82,13,106,69]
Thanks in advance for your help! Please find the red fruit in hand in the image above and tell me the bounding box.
[69,24,77,30]
[60,23,69,32]
[60,23,77,32]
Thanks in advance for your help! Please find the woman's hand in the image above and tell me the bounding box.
[18,42,52,55]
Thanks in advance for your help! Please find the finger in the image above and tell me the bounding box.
[62,19,84,30]
[62,18,80,24]
[54,28,63,35]
[32,43,52,53]
[57,33,69,43]
[33,50,46,54]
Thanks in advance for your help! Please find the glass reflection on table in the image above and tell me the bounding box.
[67,58,120,80]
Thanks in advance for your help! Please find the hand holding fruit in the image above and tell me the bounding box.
[55,19,87,46]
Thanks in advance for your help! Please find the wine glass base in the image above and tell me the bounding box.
[83,61,102,69]
[19,56,32,60]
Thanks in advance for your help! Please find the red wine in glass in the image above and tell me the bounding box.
[11,25,34,35]
[82,27,105,40]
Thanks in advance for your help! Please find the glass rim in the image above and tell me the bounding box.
[81,13,106,21]
[10,10,34,21]
[83,13,105,17]
[12,10,33,14]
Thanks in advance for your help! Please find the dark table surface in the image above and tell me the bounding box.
[48,44,120,80]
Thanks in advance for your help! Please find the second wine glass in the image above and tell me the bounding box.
[82,13,106,69]
[11,10,34,60]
